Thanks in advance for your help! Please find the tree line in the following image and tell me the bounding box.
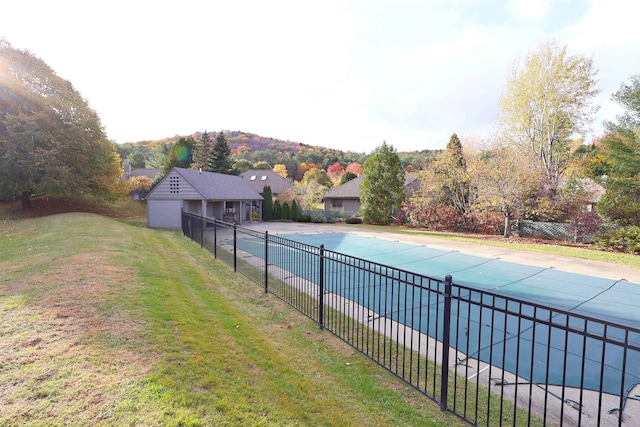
[2,38,639,250]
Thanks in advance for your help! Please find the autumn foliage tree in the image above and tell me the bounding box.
[0,40,123,203]
[499,40,600,195]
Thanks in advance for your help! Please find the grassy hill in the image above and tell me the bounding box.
[0,213,466,426]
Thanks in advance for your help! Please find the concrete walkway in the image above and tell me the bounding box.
[242,222,640,285]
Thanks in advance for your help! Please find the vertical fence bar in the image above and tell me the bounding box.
[440,275,453,412]
[200,214,204,248]
[319,244,324,329]
[264,231,269,293]
[213,218,217,258]
[233,223,237,272]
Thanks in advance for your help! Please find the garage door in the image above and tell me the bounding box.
[147,199,183,229]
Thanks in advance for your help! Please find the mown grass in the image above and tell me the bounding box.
[0,213,468,426]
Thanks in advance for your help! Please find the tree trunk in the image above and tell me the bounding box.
[21,190,31,210]
[503,214,511,237]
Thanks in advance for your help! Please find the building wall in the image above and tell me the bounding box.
[147,199,183,229]
[148,169,200,199]
[324,198,360,217]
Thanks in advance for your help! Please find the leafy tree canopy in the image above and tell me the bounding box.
[360,141,405,225]
[0,39,123,202]
[162,136,195,174]
[499,40,600,193]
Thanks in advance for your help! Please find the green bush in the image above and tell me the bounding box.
[593,226,640,254]
[345,217,362,224]
[297,215,312,223]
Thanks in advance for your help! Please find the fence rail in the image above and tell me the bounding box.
[182,211,640,426]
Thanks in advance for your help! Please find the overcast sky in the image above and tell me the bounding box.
[2,0,638,153]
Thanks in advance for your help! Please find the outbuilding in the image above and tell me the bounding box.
[146,167,263,229]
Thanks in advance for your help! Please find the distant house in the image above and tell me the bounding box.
[129,168,161,200]
[146,167,263,229]
[560,177,606,213]
[131,168,161,181]
[323,173,420,217]
[240,169,294,197]
[323,175,364,217]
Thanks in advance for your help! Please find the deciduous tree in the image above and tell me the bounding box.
[273,164,288,178]
[162,136,195,174]
[0,40,123,202]
[499,40,600,194]
[474,144,543,236]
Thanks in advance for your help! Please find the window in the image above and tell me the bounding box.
[331,199,343,208]
[250,175,257,181]
[261,175,267,181]
[169,176,180,194]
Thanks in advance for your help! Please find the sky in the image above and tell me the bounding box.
[1,0,638,153]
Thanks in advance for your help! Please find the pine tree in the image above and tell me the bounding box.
[290,199,299,221]
[206,131,233,174]
[192,130,212,171]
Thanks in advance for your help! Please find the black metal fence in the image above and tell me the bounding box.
[182,211,640,426]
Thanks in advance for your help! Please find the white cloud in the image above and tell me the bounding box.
[1,0,637,151]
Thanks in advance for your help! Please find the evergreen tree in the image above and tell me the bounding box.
[598,75,640,225]
[262,185,273,221]
[192,130,212,171]
[360,142,405,225]
[273,200,282,220]
[207,131,233,174]
[290,199,299,221]
[282,202,290,220]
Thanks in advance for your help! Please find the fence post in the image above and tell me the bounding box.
[440,275,453,412]
[264,231,269,293]
[200,214,204,249]
[233,223,237,272]
[213,218,217,259]
[319,244,324,329]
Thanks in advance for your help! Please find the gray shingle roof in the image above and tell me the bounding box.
[175,168,263,201]
[324,175,364,199]
[240,169,294,195]
[324,173,419,200]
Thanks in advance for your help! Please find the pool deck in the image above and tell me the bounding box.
[242,222,640,285]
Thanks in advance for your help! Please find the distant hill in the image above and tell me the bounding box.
[119,130,440,173]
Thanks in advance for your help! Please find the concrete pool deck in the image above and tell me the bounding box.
[242,222,640,285]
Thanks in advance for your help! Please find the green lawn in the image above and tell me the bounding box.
[0,214,467,426]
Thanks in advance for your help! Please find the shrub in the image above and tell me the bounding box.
[345,217,362,224]
[593,227,640,254]
[297,215,312,223]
